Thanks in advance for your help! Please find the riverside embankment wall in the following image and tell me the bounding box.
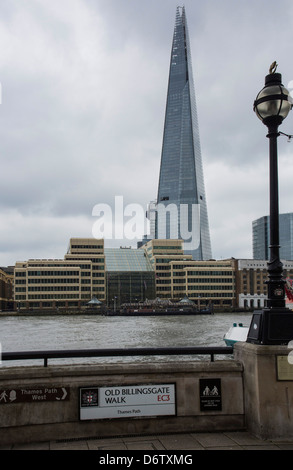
[0,360,244,446]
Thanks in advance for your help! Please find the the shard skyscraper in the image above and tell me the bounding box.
[155,6,212,260]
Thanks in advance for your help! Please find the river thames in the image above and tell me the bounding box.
[0,312,252,366]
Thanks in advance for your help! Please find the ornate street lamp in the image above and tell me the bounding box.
[247,63,293,344]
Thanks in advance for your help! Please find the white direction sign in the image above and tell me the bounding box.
[79,384,176,420]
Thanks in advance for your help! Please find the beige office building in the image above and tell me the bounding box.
[14,238,106,309]
[143,240,237,309]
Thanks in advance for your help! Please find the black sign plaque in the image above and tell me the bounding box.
[199,378,222,411]
[0,387,69,404]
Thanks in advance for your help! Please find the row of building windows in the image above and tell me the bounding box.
[27,278,80,284]
[65,258,104,264]
[188,292,234,298]
[17,278,105,285]
[171,265,198,270]
[28,271,80,277]
[27,286,80,292]
[71,244,103,250]
[16,286,105,293]
[188,285,234,291]
[186,270,233,276]
[18,263,92,269]
[17,286,104,293]
[27,294,80,300]
[152,246,180,250]
[15,294,82,300]
[187,278,234,284]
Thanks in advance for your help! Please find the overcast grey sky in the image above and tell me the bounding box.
[1,0,293,265]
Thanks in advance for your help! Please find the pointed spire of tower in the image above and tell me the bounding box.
[155,7,212,260]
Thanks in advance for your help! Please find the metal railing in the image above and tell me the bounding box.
[2,346,233,367]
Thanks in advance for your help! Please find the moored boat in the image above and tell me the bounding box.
[105,307,212,316]
[105,296,213,316]
[223,323,249,347]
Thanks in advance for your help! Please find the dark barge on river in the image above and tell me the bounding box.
[104,296,213,316]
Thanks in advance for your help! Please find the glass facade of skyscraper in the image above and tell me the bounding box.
[252,216,269,260]
[253,213,293,260]
[155,6,212,261]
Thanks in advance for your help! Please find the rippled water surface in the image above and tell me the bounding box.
[0,312,252,366]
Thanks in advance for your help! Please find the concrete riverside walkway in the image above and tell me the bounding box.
[2,431,293,450]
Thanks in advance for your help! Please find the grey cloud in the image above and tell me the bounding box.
[1,0,293,265]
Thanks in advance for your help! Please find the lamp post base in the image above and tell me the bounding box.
[247,308,293,345]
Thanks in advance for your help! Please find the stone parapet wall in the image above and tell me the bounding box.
[0,360,244,445]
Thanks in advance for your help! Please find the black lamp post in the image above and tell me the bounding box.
[247,63,293,345]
